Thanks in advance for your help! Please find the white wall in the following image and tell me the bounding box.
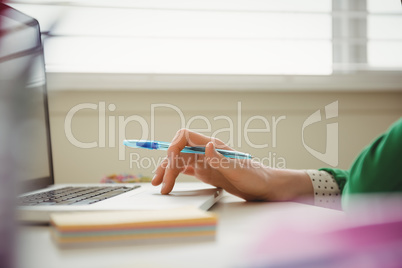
[48,90,402,184]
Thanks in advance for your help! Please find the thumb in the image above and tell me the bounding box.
[205,142,239,176]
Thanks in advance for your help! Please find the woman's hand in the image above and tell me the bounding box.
[152,129,314,202]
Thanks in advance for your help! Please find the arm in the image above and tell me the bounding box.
[321,118,402,208]
[151,129,314,202]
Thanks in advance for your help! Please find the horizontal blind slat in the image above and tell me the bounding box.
[44,37,331,75]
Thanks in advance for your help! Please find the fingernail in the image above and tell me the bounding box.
[151,174,157,183]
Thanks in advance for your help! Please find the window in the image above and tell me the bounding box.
[5,0,402,90]
[333,0,402,72]
[367,0,402,70]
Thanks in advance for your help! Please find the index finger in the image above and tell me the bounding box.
[161,129,230,194]
[168,128,230,155]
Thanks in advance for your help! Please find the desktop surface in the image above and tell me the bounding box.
[17,192,345,268]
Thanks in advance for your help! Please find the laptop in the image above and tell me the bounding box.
[0,4,222,223]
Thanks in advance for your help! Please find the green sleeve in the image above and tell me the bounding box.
[319,118,402,203]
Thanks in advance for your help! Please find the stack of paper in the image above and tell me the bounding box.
[50,207,217,244]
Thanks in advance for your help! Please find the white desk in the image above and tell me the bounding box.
[18,193,345,268]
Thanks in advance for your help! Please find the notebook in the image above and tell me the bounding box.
[0,4,222,223]
[50,207,218,244]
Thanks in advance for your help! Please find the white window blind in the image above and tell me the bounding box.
[333,0,402,72]
[367,0,402,70]
[5,0,402,90]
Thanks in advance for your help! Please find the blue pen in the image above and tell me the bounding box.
[123,140,252,159]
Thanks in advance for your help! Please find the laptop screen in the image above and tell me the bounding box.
[0,4,54,194]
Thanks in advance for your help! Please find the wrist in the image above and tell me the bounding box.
[266,168,314,204]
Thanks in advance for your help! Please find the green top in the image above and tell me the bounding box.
[320,118,402,208]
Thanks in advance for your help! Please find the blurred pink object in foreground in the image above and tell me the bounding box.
[247,195,402,268]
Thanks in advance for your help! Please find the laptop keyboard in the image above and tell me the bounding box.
[18,186,140,206]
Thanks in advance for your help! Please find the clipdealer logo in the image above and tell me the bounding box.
[302,101,338,167]
[64,101,339,169]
